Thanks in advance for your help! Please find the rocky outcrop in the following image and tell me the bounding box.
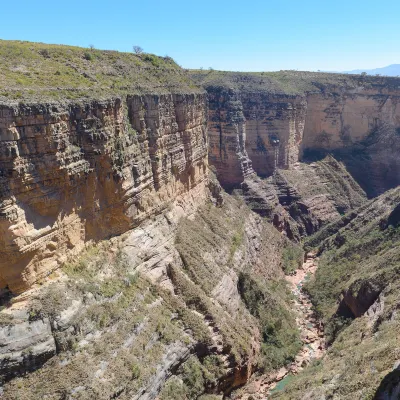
[238,156,366,239]
[207,88,305,188]
[192,71,400,196]
[0,93,208,293]
[207,89,255,189]
[0,315,56,380]
[269,187,400,399]
[0,187,299,399]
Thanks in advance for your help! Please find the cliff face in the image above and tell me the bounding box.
[238,156,366,240]
[0,94,208,293]
[207,89,255,189]
[207,89,306,188]
[192,71,400,196]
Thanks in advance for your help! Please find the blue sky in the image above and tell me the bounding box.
[1,0,399,72]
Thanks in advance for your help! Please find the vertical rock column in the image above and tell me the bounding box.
[207,89,254,190]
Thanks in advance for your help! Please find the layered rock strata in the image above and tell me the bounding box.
[0,187,297,399]
[0,93,208,293]
[239,156,367,239]
[192,71,400,196]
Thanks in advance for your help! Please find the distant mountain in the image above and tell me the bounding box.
[344,64,400,76]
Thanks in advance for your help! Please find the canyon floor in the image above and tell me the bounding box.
[235,253,325,399]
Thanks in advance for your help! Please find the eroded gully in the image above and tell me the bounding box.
[236,252,326,399]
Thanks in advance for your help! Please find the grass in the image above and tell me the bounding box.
[2,241,195,399]
[280,155,367,214]
[174,194,303,382]
[175,198,250,295]
[190,69,400,96]
[1,189,313,399]
[271,187,400,399]
[0,40,202,102]
[305,214,400,327]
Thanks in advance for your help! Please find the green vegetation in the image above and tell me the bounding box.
[272,188,400,399]
[0,40,201,102]
[175,194,302,374]
[190,69,400,96]
[305,215,400,328]
[238,273,301,372]
[281,244,303,274]
[160,355,226,400]
[3,241,195,399]
[279,155,367,217]
[175,198,249,295]
[160,377,188,400]
[169,264,254,360]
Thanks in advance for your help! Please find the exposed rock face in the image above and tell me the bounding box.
[0,315,56,380]
[207,89,306,188]
[0,188,298,400]
[0,93,208,293]
[207,89,255,189]
[239,156,366,239]
[193,71,400,196]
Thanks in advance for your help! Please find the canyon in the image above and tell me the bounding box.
[0,40,399,400]
[192,70,400,197]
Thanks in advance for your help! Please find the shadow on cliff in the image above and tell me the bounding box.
[302,144,400,198]
[373,367,400,400]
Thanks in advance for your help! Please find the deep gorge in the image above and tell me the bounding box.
[0,41,399,400]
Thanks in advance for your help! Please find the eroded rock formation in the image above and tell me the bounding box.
[0,94,208,293]
[238,156,367,239]
[193,71,400,196]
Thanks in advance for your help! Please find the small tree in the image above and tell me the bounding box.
[89,44,95,51]
[133,45,143,54]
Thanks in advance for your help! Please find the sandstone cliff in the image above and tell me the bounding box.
[0,42,208,294]
[0,41,303,399]
[2,40,400,400]
[192,70,400,196]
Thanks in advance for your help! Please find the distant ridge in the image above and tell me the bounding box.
[344,64,400,76]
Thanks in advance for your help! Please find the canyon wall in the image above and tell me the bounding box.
[0,94,208,293]
[193,71,400,195]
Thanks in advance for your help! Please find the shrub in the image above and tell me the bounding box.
[281,245,303,274]
[182,357,205,398]
[160,377,187,400]
[84,51,93,61]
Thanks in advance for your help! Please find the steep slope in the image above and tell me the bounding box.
[271,187,400,399]
[0,185,302,400]
[192,70,400,197]
[0,41,207,293]
[238,156,367,240]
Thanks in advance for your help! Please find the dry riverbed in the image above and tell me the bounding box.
[234,252,326,399]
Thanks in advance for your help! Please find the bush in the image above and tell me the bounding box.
[160,377,187,400]
[84,51,93,61]
[281,245,303,274]
[182,357,205,398]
